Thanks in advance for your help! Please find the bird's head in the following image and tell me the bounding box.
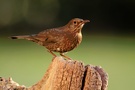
[66,18,90,32]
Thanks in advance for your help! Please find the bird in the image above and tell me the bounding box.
[10,18,90,60]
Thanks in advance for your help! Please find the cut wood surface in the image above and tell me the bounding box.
[0,56,108,90]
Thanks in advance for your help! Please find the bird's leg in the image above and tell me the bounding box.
[60,53,72,60]
[48,50,57,57]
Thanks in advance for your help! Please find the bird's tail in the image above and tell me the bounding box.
[10,35,31,39]
[10,34,37,40]
[10,34,41,44]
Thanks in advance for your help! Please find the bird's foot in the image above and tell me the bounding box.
[60,53,72,60]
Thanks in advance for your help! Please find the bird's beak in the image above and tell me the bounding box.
[83,20,90,23]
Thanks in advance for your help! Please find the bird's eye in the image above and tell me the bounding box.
[74,21,77,24]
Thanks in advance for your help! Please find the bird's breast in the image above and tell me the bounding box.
[59,32,82,52]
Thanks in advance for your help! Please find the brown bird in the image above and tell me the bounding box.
[11,18,90,60]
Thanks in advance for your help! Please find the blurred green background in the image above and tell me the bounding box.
[0,0,135,90]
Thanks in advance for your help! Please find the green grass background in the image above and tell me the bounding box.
[0,35,135,90]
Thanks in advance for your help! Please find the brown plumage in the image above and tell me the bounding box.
[10,18,90,59]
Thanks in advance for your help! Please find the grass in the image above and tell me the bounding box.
[0,35,135,90]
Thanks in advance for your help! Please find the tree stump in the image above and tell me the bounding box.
[0,56,108,90]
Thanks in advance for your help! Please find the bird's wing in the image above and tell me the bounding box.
[35,28,62,44]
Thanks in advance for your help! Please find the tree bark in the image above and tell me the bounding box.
[0,56,108,90]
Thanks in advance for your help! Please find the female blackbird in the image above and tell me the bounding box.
[11,18,90,59]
